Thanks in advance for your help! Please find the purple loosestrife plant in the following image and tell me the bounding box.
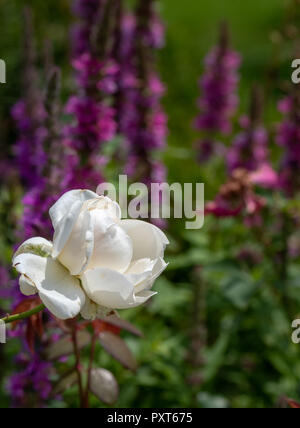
[9,68,63,407]
[113,0,165,148]
[5,0,169,408]
[64,0,117,190]
[22,68,65,239]
[206,88,277,223]
[72,0,103,57]
[13,12,64,240]
[112,2,137,142]
[7,354,52,408]
[277,88,300,197]
[9,0,120,407]
[227,86,269,174]
[130,0,167,176]
[194,23,240,163]
[115,0,167,228]
[12,9,46,189]
[9,10,64,407]
[128,0,168,227]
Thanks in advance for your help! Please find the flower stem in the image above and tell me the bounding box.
[71,320,85,408]
[84,330,97,408]
[0,304,45,324]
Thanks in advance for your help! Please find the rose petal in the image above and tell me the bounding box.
[58,209,94,275]
[85,196,121,222]
[13,253,48,287]
[130,290,157,307]
[81,268,136,309]
[49,189,98,229]
[13,237,53,263]
[13,253,85,320]
[120,220,169,262]
[19,274,37,296]
[52,200,83,258]
[37,258,85,320]
[126,258,155,275]
[80,297,97,321]
[129,257,168,293]
[125,259,155,286]
[85,212,133,273]
[151,257,168,282]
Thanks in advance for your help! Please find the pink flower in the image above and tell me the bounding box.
[250,164,279,189]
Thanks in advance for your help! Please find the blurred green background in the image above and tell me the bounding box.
[1,0,300,409]
[0,0,290,186]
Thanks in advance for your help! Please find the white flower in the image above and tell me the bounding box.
[13,190,169,320]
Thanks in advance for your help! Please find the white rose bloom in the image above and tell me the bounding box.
[12,190,169,320]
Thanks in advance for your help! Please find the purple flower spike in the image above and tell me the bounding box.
[194,22,241,163]
[65,0,117,191]
[276,90,300,197]
[227,86,269,173]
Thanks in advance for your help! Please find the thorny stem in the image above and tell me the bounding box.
[0,304,45,324]
[84,330,97,408]
[71,320,85,408]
